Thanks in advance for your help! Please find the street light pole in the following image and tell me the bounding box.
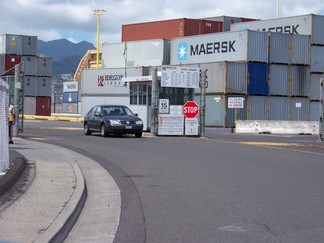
[94,9,105,68]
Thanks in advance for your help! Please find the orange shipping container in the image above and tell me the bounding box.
[122,18,223,42]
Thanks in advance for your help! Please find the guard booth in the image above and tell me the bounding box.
[121,74,195,132]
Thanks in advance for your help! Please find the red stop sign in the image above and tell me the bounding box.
[182,101,199,118]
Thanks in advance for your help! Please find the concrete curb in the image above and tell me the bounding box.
[24,115,84,123]
[0,151,27,197]
[35,163,87,243]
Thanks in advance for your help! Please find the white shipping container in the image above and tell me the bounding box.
[171,30,269,65]
[102,39,170,68]
[81,67,146,95]
[230,14,324,45]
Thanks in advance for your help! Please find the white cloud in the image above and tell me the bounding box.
[0,0,323,45]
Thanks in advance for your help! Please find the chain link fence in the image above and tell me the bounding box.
[0,78,9,174]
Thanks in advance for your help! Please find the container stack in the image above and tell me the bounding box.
[0,34,53,116]
[170,28,318,127]
[62,81,79,114]
[231,14,324,124]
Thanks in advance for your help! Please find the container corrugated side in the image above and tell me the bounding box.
[24,96,36,115]
[291,34,310,65]
[21,56,37,76]
[102,39,170,68]
[203,16,243,31]
[269,32,290,64]
[289,97,309,121]
[37,57,52,76]
[0,34,23,55]
[22,35,37,56]
[36,96,51,116]
[195,94,226,126]
[170,30,269,65]
[310,101,319,121]
[289,65,309,97]
[23,76,37,96]
[269,64,289,96]
[247,63,269,95]
[246,95,268,120]
[312,15,324,46]
[268,96,289,120]
[37,77,52,97]
[81,67,145,95]
[311,46,324,73]
[309,73,322,100]
[4,54,21,75]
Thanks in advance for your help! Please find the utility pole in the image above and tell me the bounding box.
[276,0,280,18]
[319,78,324,141]
[200,69,207,137]
[151,68,159,136]
[94,9,105,68]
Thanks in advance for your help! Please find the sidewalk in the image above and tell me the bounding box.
[0,137,121,243]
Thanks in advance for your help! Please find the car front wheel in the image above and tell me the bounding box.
[135,132,143,138]
[84,122,91,135]
[101,123,108,137]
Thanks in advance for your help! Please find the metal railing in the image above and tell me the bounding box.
[0,78,9,174]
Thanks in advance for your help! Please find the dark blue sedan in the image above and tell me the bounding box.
[84,105,144,137]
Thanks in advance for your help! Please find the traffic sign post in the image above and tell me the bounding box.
[182,101,199,118]
[182,101,199,136]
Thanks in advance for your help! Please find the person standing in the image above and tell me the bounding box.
[8,103,16,144]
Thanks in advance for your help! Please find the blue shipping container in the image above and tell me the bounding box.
[247,63,269,95]
[63,92,78,103]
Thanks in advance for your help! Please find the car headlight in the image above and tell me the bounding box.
[110,119,121,125]
[136,120,143,125]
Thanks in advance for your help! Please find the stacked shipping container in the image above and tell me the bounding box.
[231,14,324,123]
[0,34,53,116]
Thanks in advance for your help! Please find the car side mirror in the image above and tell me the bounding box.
[134,113,138,117]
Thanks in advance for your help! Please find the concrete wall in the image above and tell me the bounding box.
[235,120,319,135]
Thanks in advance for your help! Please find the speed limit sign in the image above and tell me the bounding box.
[159,99,169,114]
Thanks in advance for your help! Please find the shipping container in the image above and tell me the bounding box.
[309,73,323,100]
[0,54,3,74]
[225,94,247,127]
[269,32,291,64]
[37,77,52,97]
[36,96,51,116]
[102,39,170,68]
[202,16,248,31]
[63,81,79,92]
[0,34,23,55]
[310,101,320,121]
[170,30,269,65]
[268,96,289,120]
[230,14,324,45]
[311,46,324,73]
[289,65,310,97]
[37,57,52,76]
[81,67,147,95]
[24,96,36,115]
[22,35,37,56]
[291,34,310,65]
[23,76,37,96]
[289,97,309,121]
[246,95,268,120]
[21,56,37,76]
[122,18,223,42]
[62,103,78,113]
[63,92,78,103]
[247,63,269,95]
[269,64,289,96]
[3,54,21,75]
[4,76,15,96]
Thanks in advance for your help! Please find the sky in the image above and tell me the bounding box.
[1,0,324,46]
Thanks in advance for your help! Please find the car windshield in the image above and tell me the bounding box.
[102,106,134,116]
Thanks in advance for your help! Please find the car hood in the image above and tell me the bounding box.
[104,115,142,121]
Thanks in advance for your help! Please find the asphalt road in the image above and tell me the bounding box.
[21,120,324,243]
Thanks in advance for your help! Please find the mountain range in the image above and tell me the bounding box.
[37,39,95,78]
